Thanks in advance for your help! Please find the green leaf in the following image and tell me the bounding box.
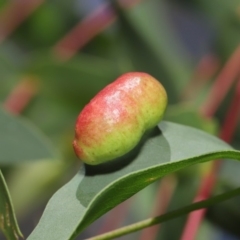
[0,170,23,240]
[27,122,240,240]
[0,108,60,164]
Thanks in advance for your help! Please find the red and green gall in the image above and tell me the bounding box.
[73,72,167,165]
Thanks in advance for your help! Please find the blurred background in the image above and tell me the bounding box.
[0,0,240,239]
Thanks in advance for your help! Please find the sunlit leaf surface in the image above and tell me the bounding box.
[28,122,240,240]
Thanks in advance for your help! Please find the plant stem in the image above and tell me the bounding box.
[181,54,219,101]
[0,0,44,43]
[53,0,142,61]
[139,175,177,240]
[87,186,240,240]
[181,64,240,240]
[3,77,39,114]
[200,45,240,118]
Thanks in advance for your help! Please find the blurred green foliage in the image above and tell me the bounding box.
[0,0,240,239]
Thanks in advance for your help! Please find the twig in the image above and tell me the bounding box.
[52,0,142,61]
[3,76,39,114]
[180,160,221,240]
[200,45,240,118]
[97,198,133,235]
[219,76,240,142]
[181,54,219,101]
[52,3,116,61]
[87,186,240,240]
[139,175,177,240]
[181,73,240,240]
[0,0,44,43]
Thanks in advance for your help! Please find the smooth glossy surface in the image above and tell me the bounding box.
[73,72,167,165]
[28,122,240,240]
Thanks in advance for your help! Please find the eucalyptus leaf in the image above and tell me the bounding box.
[0,170,23,240]
[0,108,60,164]
[28,122,240,240]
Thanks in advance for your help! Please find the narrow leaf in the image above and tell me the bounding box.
[88,185,240,240]
[0,170,23,240]
[27,122,240,240]
[0,108,60,164]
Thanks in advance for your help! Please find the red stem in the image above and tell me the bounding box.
[52,0,142,61]
[200,45,240,118]
[53,3,116,61]
[181,54,219,101]
[3,77,39,114]
[180,161,221,240]
[219,77,240,142]
[0,0,44,43]
[97,198,133,235]
[181,76,240,240]
[139,175,177,240]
